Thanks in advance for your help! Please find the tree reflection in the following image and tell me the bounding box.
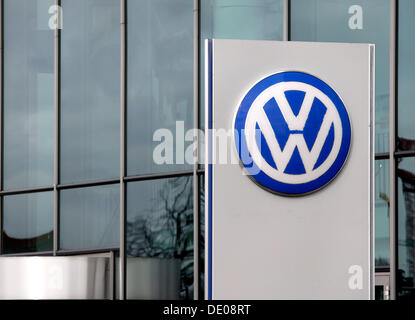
[397,150,415,298]
[127,176,193,299]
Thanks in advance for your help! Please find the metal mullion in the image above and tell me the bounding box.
[394,151,415,159]
[53,0,61,257]
[124,170,194,182]
[120,0,126,301]
[0,0,3,255]
[369,44,375,301]
[389,0,397,300]
[57,250,118,256]
[1,251,54,257]
[375,152,390,160]
[56,247,119,256]
[283,0,290,41]
[109,250,115,300]
[0,186,54,196]
[0,179,125,195]
[57,178,120,190]
[193,0,200,300]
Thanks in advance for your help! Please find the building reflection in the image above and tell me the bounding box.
[127,176,194,300]
[397,137,415,151]
[397,137,415,298]
[2,231,53,254]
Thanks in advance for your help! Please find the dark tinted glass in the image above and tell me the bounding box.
[2,192,53,254]
[199,0,284,152]
[397,0,415,151]
[397,157,415,298]
[375,160,390,266]
[60,184,120,250]
[201,0,283,40]
[127,0,193,175]
[126,176,193,299]
[199,174,205,299]
[3,0,54,189]
[60,0,120,183]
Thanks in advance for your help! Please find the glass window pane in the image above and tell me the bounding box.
[290,0,390,153]
[397,0,415,151]
[200,0,284,121]
[199,174,205,299]
[375,159,389,267]
[126,176,193,299]
[127,0,193,175]
[2,192,53,254]
[60,0,120,183]
[60,184,120,250]
[199,0,283,168]
[201,0,283,41]
[3,0,54,190]
[397,157,415,298]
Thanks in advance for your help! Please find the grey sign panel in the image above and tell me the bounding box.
[205,39,374,299]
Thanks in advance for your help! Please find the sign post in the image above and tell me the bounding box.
[205,39,374,299]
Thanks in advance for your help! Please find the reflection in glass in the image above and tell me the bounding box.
[3,0,54,189]
[397,157,415,298]
[127,177,194,299]
[60,0,120,183]
[60,184,120,250]
[375,285,385,300]
[201,0,283,41]
[290,0,390,153]
[375,160,389,266]
[127,0,193,175]
[199,174,205,299]
[2,192,53,254]
[397,0,415,151]
[200,0,284,153]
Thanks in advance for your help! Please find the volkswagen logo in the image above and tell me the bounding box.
[234,71,351,195]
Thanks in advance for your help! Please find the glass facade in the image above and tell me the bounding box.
[291,0,390,154]
[60,0,120,183]
[375,159,390,267]
[397,157,415,298]
[3,0,55,190]
[397,0,415,150]
[2,192,53,254]
[201,0,283,41]
[200,0,284,129]
[396,0,415,298]
[60,184,120,250]
[126,176,193,299]
[127,0,194,176]
[0,0,413,300]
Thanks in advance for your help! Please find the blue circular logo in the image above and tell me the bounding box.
[234,71,351,195]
